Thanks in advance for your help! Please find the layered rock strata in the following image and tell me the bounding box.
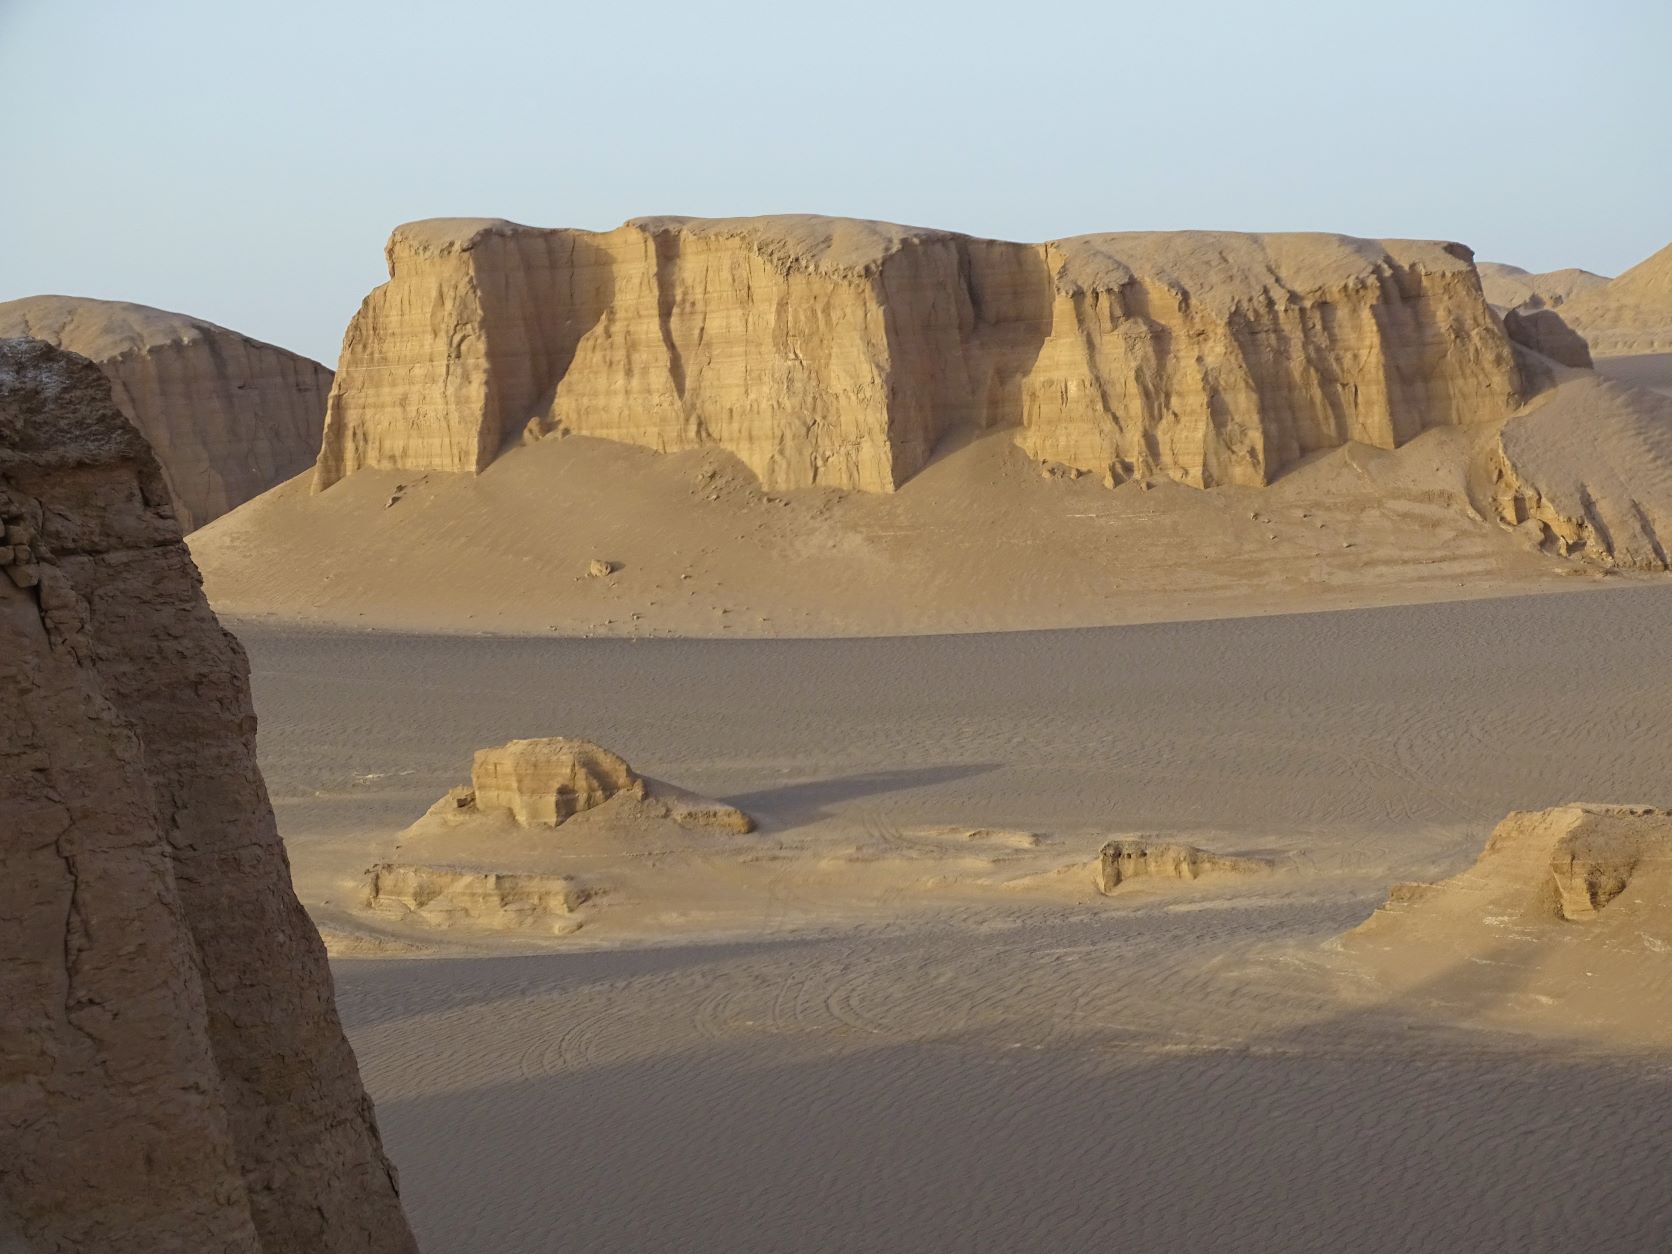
[0,295,331,529]
[314,216,1529,494]
[0,338,414,1252]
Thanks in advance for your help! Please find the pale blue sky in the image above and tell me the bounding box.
[3,0,1668,364]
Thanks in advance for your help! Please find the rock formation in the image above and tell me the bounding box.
[1347,805,1672,1043]
[0,295,331,529]
[0,338,414,1252]
[1483,374,1672,569]
[364,738,754,934]
[314,216,1529,495]
[1557,241,1672,355]
[1095,839,1264,893]
[1477,262,1609,313]
[364,864,590,935]
[1502,307,1593,369]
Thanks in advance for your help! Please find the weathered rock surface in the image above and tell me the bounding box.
[1347,805,1672,1042]
[1502,306,1593,369]
[1477,262,1610,313]
[1095,839,1264,893]
[314,216,1528,495]
[364,864,589,934]
[0,295,331,529]
[1484,374,1672,569]
[0,338,414,1252]
[1558,241,1672,355]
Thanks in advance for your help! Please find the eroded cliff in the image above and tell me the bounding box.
[314,216,1529,494]
[0,338,415,1252]
[0,295,332,529]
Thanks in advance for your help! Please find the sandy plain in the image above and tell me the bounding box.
[240,573,1672,1253]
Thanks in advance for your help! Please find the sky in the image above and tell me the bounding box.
[2,0,1668,364]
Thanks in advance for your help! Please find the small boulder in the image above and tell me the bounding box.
[1096,838,1264,893]
[471,737,644,826]
[587,558,616,578]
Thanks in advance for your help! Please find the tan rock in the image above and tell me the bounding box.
[1502,306,1593,369]
[0,295,331,529]
[471,737,645,825]
[313,216,1528,495]
[1095,838,1265,893]
[1477,261,1610,313]
[588,557,616,577]
[364,863,588,934]
[0,337,414,1252]
[1557,241,1672,355]
[1347,805,1672,1042]
[1484,374,1672,569]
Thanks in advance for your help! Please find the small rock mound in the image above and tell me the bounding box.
[364,864,589,935]
[1095,839,1265,893]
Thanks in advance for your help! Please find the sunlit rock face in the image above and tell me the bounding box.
[314,216,1529,495]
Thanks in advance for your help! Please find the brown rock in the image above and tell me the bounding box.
[313,217,1529,495]
[364,863,589,934]
[0,295,332,529]
[0,337,414,1252]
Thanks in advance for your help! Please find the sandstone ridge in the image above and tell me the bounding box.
[0,339,414,1251]
[1558,241,1672,355]
[314,215,1529,495]
[0,295,332,529]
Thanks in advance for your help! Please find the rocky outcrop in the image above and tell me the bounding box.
[1095,839,1265,893]
[1347,806,1672,1044]
[472,737,644,825]
[314,216,1529,495]
[364,864,590,934]
[1477,262,1610,313]
[0,339,414,1252]
[1558,241,1672,355]
[0,295,331,529]
[1503,307,1593,369]
[1483,374,1672,569]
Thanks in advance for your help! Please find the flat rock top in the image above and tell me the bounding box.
[0,294,310,365]
[385,214,1480,290]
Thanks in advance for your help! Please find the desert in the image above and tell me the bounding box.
[5,4,1672,1252]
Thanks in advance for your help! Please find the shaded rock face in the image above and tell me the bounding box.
[0,295,332,530]
[1503,307,1593,369]
[314,216,1528,495]
[0,339,414,1252]
[1484,374,1672,570]
[1095,839,1263,893]
[471,736,645,825]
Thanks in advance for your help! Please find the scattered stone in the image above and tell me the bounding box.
[588,558,616,577]
[1096,839,1267,893]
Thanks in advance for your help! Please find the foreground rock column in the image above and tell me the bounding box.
[0,337,416,1252]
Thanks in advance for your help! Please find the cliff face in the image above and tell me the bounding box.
[314,216,1529,494]
[0,338,415,1252]
[0,296,332,529]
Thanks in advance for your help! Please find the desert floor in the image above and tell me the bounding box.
[240,578,1672,1253]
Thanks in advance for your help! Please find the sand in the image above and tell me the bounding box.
[235,580,1672,1252]
[192,421,1634,640]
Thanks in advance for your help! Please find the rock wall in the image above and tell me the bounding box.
[0,296,332,529]
[0,338,414,1252]
[314,216,1529,494]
